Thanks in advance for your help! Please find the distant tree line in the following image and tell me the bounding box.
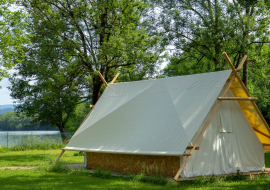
[0,101,89,131]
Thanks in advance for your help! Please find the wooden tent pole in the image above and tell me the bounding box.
[97,71,108,86]
[222,52,238,75]
[53,105,96,165]
[173,74,236,180]
[111,73,120,84]
[253,128,270,139]
[237,55,248,70]
[222,52,270,135]
[52,149,65,165]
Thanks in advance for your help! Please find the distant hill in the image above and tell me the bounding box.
[0,104,15,115]
[0,108,14,115]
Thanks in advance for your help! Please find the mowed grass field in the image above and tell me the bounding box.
[1,150,270,189]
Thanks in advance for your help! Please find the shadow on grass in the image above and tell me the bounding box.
[0,170,165,190]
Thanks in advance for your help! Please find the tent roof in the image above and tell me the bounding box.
[65,70,232,155]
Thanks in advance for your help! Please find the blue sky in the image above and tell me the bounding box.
[0,79,14,105]
[0,78,13,105]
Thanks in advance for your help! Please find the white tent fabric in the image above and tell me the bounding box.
[182,89,264,177]
[65,70,232,155]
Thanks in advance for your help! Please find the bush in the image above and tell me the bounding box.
[224,170,248,181]
[73,152,84,156]
[134,174,168,186]
[50,163,72,173]
[0,146,9,153]
[92,168,112,179]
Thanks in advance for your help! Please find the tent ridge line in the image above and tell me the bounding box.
[173,72,236,180]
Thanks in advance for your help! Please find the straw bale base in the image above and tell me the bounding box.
[86,152,180,177]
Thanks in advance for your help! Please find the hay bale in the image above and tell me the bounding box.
[86,152,180,177]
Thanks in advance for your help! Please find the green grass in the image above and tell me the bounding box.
[1,168,270,189]
[0,169,175,190]
[0,150,270,189]
[0,150,83,167]
[0,136,65,151]
[265,151,270,168]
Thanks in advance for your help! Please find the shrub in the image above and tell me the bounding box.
[49,163,72,173]
[92,168,112,179]
[134,174,168,186]
[73,152,84,156]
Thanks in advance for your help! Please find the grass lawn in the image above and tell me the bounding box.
[0,150,270,189]
[0,150,83,167]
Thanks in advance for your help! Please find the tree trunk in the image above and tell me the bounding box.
[91,76,103,105]
[57,123,67,142]
[243,59,248,87]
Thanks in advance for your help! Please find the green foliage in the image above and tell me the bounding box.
[0,0,30,84]
[50,163,72,173]
[133,173,168,186]
[0,112,35,131]
[92,168,112,179]
[159,0,270,73]
[16,0,159,104]
[247,45,270,124]
[0,111,54,131]
[0,146,9,153]
[73,152,84,156]
[9,0,160,139]
[185,172,248,186]
[92,168,168,186]
[65,102,91,132]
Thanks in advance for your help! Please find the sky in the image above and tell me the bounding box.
[0,78,14,105]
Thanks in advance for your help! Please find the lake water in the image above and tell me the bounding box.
[0,131,73,147]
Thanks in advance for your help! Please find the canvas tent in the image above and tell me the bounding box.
[56,53,270,180]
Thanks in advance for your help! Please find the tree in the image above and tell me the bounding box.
[246,44,270,124]
[158,0,270,75]
[18,0,159,104]
[0,0,29,84]
[9,0,160,139]
[9,41,90,140]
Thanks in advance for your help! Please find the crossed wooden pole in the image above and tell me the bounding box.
[173,52,250,180]
[52,71,120,165]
